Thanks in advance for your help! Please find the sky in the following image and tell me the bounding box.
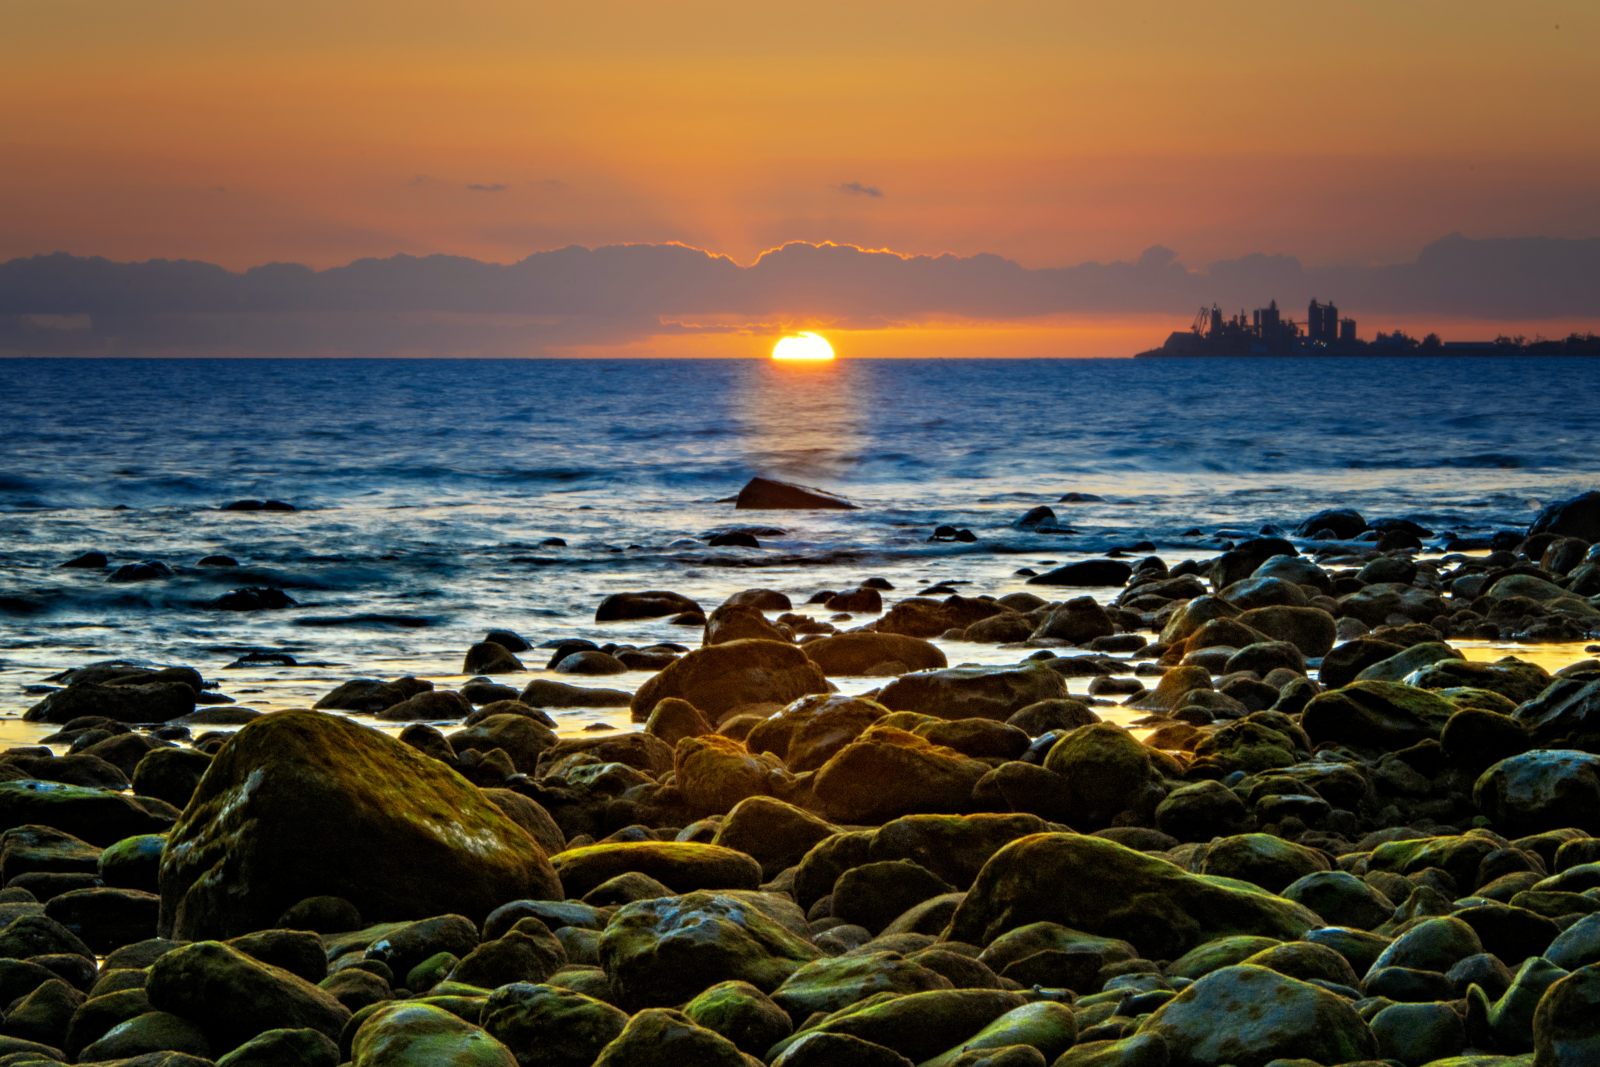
[3,1,1598,356]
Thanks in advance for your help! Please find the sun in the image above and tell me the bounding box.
[771,331,835,361]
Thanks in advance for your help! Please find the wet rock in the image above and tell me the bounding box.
[869,596,1010,638]
[922,1001,1077,1067]
[831,859,955,932]
[676,734,788,816]
[1282,870,1394,929]
[1514,678,1600,750]
[481,981,628,1067]
[43,886,158,953]
[1297,508,1368,539]
[947,833,1318,958]
[630,639,828,722]
[1154,780,1249,841]
[1137,963,1376,1065]
[464,642,525,675]
[826,587,883,613]
[25,680,197,725]
[1195,833,1330,893]
[158,710,559,939]
[60,551,109,569]
[1235,606,1338,658]
[108,560,175,583]
[1301,680,1455,749]
[1533,962,1600,1066]
[210,586,297,611]
[78,1009,211,1060]
[772,1032,915,1066]
[350,1002,516,1067]
[1040,723,1166,830]
[772,951,952,1019]
[376,689,473,722]
[451,923,568,988]
[449,714,558,773]
[1025,560,1133,587]
[768,988,1027,1064]
[811,726,989,823]
[876,665,1068,721]
[684,980,792,1057]
[0,781,176,846]
[746,694,887,770]
[519,678,632,708]
[313,676,432,713]
[1475,749,1600,833]
[216,1027,341,1067]
[643,696,713,745]
[147,940,349,1049]
[735,477,856,510]
[599,891,821,1008]
[1530,490,1600,540]
[801,633,947,675]
[550,841,761,898]
[704,603,790,646]
[712,797,839,878]
[1032,597,1114,644]
[130,747,212,808]
[595,590,704,622]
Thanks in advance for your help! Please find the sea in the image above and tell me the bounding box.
[2,356,1597,743]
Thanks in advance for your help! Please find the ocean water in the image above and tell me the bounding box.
[2,356,1597,740]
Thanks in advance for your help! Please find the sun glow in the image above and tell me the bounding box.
[771,331,835,361]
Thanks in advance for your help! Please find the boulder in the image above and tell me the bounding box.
[1025,560,1133,587]
[216,1028,341,1067]
[592,1007,756,1067]
[158,710,558,939]
[869,596,1011,638]
[767,989,1027,1064]
[705,604,790,646]
[1530,490,1600,540]
[772,951,952,1019]
[519,679,632,709]
[1236,606,1338,658]
[712,797,839,878]
[596,590,703,622]
[676,735,788,816]
[1137,964,1376,1066]
[630,640,829,722]
[801,633,947,676]
[946,833,1320,958]
[464,642,525,675]
[684,980,792,1057]
[481,982,627,1067]
[1475,749,1600,833]
[1301,681,1456,749]
[598,891,822,1007]
[25,681,196,725]
[735,477,855,510]
[0,780,176,846]
[810,727,989,824]
[146,940,350,1050]
[1534,962,1600,1066]
[875,666,1068,722]
[550,841,761,898]
[350,1002,517,1067]
[1040,723,1166,830]
[1031,598,1114,644]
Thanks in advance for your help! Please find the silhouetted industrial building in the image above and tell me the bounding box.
[1308,299,1342,343]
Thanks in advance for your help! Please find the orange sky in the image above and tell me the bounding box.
[2,1,1597,355]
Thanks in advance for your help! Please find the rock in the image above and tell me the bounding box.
[376,689,473,722]
[60,550,109,569]
[1032,598,1114,644]
[713,796,838,878]
[768,988,1027,1064]
[451,925,568,988]
[870,596,1010,638]
[1153,780,1249,842]
[130,747,212,808]
[831,860,955,932]
[464,642,525,675]
[802,633,947,676]
[1530,490,1600,540]
[1296,508,1368,539]
[216,1027,341,1067]
[147,940,350,1049]
[550,841,761,898]
[921,1001,1078,1067]
[947,833,1319,958]
[1137,964,1376,1065]
[875,665,1068,722]
[643,697,714,745]
[676,735,788,816]
[705,604,790,646]
[684,980,792,1057]
[313,676,432,713]
[0,781,176,846]
[1338,583,1446,626]
[1195,833,1330,893]
[772,1032,915,1066]
[1040,723,1165,830]
[1301,681,1456,749]
[25,681,196,725]
[735,477,856,510]
[826,588,883,613]
[158,710,559,939]
[596,590,704,622]
[811,727,989,824]
[592,1007,756,1067]
[1475,749,1600,833]
[1025,561,1133,587]
[108,560,175,582]
[449,714,558,773]
[1281,870,1394,929]
[43,886,158,953]
[1235,606,1338,658]
[481,982,627,1067]
[78,1010,211,1060]
[598,891,821,1008]
[1514,678,1600,750]
[747,694,889,771]
[519,678,632,709]
[1534,962,1600,1066]
[772,951,952,1019]
[350,1002,517,1067]
[1356,640,1464,682]
[630,640,828,722]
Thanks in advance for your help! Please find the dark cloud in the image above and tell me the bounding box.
[838,181,884,198]
[465,182,509,193]
[1,233,1596,356]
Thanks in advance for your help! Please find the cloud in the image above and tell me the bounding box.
[465,182,509,193]
[837,181,884,198]
[2,233,1597,356]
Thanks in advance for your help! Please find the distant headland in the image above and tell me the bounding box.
[1134,297,1600,358]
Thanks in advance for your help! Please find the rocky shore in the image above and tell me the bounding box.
[1,490,1600,1066]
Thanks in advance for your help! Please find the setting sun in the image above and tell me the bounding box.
[771,331,836,362]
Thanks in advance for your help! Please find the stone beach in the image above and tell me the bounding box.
[2,486,1600,1065]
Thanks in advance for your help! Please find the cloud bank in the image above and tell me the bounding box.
[1,234,1597,356]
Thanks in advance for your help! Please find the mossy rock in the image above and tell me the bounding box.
[629,639,829,721]
[146,940,350,1050]
[771,950,952,1019]
[480,981,627,1067]
[921,1001,1077,1067]
[1301,681,1455,749]
[592,1007,754,1067]
[216,1027,340,1067]
[158,710,558,940]
[684,980,793,1056]
[550,840,761,898]
[767,988,1027,1064]
[350,1002,517,1066]
[946,833,1320,959]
